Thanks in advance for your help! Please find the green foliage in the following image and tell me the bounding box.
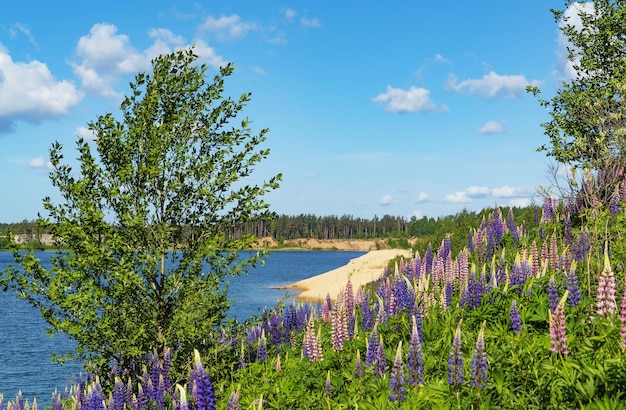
[0,47,281,381]
[528,0,626,170]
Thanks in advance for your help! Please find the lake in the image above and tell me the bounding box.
[0,250,365,406]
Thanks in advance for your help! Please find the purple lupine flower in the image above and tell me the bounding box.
[619,288,626,348]
[389,341,407,403]
[549,291,570,355]
[111,377,126,410]
[354,349,364,378]
[566,262,582,307]
[424,244,434,274]
[461,270,483,309]
[227,387,240,410]
[468,229,475,254]
[374,335,387,379]
[510,299,522,334]
[470,322,488,389]
[303,314,323,362]
[257,329,267,362]
[344,280,355,317]
[407,315,423,388]
[448,321,464,392]
[548,277,559,313]
[542,195,555,223]
[324,371,333,398]
[596,250,617,316]
[189,349,216,410]
[365,325,379,368]
[176,385,189,410]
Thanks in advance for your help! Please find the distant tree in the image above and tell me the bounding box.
[1,47,281,380]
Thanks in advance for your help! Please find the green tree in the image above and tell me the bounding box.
[528,0,626,170]
[1,47,281,380]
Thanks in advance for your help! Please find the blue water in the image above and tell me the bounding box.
[0,250,364,406]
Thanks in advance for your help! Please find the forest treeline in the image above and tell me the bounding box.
[0,205,540,252]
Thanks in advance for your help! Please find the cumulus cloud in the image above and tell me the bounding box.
[445,186,490,203]
[71,24,224,99]
[556,2,594,80]
[411,210,424,218]
[491,185,535,198]
[199,15,259,40]
[0,44,83,133]
[75,125,97,141]
[415,191,431,203]
[509,198,532,207]
[372,86,447,113]
[446,71,541,99]
[28,156,46,168]
[379,194,397,206]
[478,120,505,134]
[445,191,473,203]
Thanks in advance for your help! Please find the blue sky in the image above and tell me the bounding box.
[0,1,580,223]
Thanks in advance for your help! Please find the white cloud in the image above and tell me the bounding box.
[0,44,83,133]
[491,185,535,198]
[478,120,505,134]
[300,17,322,28]
[509,198,532,207]
[28,156,45,168]
[445,186,489,203]
[71,24,225,99]
[446,71,541,99]
[72,24,150,98]
[372,86,446,113]
[415,191,430,203]
[445,191,472,203]
[199,15,259,40]
[411,210,424,218]
[379,194,397,206]
[74,125,97,141]
[466,186,490,197]
[556,2,594,80]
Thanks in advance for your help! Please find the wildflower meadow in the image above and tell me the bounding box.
[3,171,626,409]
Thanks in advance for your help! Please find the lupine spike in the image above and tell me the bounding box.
[324,371,332,397]
[470,321,488,389]
[389,341,407,403]
[596,247,617,316]
[448,320,464,391]
[549,290,570,355]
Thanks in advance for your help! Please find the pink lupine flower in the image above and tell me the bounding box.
[549,291,570,355]
[596,249,617,316]
[331,302,348,351]
[619,287,626,349]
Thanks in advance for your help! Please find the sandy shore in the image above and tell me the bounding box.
[283,249,413,303]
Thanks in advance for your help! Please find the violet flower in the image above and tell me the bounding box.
[189,349,216,410]
[469,322,488,389]
[227,386,240,410]
[257,329,268,362]
[324,371,333,398]
[548,276,559,313]
[566,262,581,308]
[448,320,464,390]
[355,349,364,378]
[365,325,379,368]
[510,299,522,334]
[389,341,407,403]
[374,335,387,379]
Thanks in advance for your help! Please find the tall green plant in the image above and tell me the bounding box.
[0,47,281,380]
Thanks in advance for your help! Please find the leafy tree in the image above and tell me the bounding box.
[528,0,626,171]
[0,47,281,380]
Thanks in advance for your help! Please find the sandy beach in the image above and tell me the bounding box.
[283,249,413,303]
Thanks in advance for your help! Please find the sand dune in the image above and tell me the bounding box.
[283,249,413,303]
